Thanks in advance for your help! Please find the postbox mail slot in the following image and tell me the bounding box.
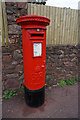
[30,32,44,40]
[31,34,44,37]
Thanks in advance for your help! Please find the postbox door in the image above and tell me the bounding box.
[22,29,46,90]
[31,40,46,86]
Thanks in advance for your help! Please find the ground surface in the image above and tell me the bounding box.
[2,83,78,118]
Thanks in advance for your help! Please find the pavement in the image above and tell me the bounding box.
[2,83,78,118]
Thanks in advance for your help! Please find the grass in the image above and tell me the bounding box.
[59,75,79,87]
[59,80,67,86]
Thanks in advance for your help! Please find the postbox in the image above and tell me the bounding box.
[17,15,50,107]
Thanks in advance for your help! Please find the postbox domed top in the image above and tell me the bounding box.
[16,15,50,28]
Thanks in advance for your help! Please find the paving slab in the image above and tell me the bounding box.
[2,83,78,118]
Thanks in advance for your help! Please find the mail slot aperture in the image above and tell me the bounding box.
[30,32,44,40]
[31,34,44,37]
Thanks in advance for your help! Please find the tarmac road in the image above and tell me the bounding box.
[2,83,78,118]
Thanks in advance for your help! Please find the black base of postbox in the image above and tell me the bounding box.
[24,86,45,108]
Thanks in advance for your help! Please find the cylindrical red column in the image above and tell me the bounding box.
[16,15,50,107]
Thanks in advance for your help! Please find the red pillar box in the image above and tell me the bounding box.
[17,15,50,107]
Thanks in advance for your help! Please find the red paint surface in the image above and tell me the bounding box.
[17,15,50,90]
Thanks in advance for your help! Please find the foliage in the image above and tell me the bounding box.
[3,90,16,99]
[59,75,79,87]
[59,80,67,86]
[3,87,25,99]
[31,1,46,5]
